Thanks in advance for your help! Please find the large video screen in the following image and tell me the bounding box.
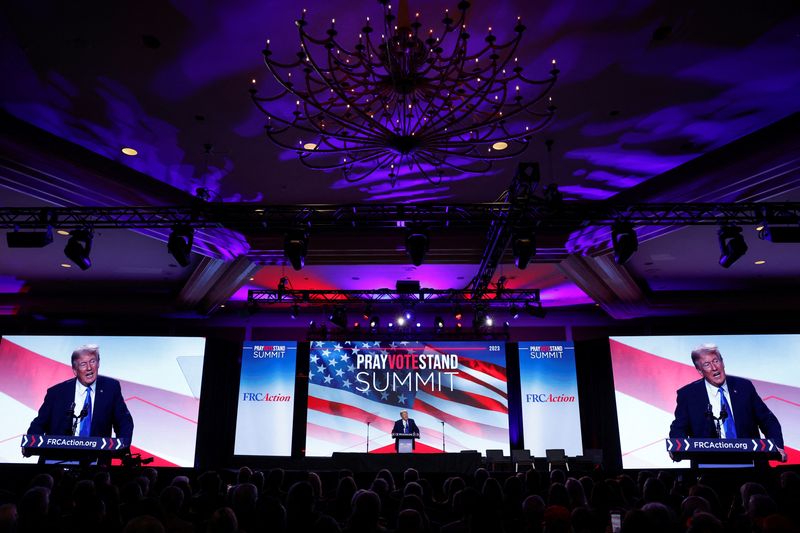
[0,335,206,466]
[306,340,509,456]
[234,341,297,456]
[611,334,800,469]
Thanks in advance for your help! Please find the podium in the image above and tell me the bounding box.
[21,434,128,464]
[666,437,781,465]
[392,433,419,454]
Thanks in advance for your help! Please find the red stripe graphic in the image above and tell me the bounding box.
[422,387,508,413]
[412,398,508,440]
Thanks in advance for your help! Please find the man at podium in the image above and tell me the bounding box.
[392,410,420,452]
[669,343,786,462]
[25,343,134,451]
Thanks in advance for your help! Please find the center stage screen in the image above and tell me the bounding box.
[0,335,206,466]
[305,340,509,456]
[611,334,800,469]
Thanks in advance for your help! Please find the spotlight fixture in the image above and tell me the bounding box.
[473,306,492,330]
[453,304,463,321]
[434,316,445,332]
[277,276,289,300]
[369,316,380,331]
[415,322,422,328]
[167,225,194,267]
[388,322,395,329]
[64,229,93,270]
[718,225,747,268]
[524,301,547,318]
[284,228,309,270]
[328,306,348,328]
[512,231,535,270]
[611,221,638,265]
[405,226,429,267]
[290,304,300,319]
[6,226,53,248]
[396,316,406,327]
[510,305,521,320]
[362,304,373,320]
[758,223,800,243]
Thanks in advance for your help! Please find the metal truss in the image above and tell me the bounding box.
[249,288,541,306]
[1,202,798,230]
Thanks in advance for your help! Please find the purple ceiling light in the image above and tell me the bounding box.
[251,0,559,186]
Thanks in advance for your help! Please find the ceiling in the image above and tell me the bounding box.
[1,0,799,323]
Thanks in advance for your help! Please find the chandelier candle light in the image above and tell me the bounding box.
[251,0,559,186]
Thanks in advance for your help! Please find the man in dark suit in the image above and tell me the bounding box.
[26,344,134,446]
[391,409,420,452]
[669,343,786,461]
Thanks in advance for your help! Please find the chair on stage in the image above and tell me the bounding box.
[485,449,510,471]
[511,449,534,472]
[545,448,569,471]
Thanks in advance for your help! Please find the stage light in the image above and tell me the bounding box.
[512,231,535,269]
[473,306,492,330]
[758,223,800,243]
[362,304,373,320]
[328,306,348,328]
[277,276,289,300]
[405,226,429,266]
[718,225,747,268]
[453,304,463,321]
[510,304,521,320]
[611,221,638,265]
[7,226,53,248]
[434,316,444,332]
[416,322,422,328]
[525,301,547,318]
[64,229,93,270]
[369,316,380,331]
[167,225,194,267]
[404,309,413,321]
[284,228,309,270]
[388,322,394,329]
[290,304,300,319]
[397,316,406,327]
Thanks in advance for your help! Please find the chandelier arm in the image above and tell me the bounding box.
[296,54,384,139]
[297,148,389,172]
[410,156,444,186]
[418,150,493,173]
[424,73,556,143]
[341,153,397,183]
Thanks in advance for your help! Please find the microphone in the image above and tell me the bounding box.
[78,408,88,420]
[719,405,728,421]
[706,403,713,418]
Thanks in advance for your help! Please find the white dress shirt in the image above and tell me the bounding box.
[73,380,96,436]
[704,379,735,438]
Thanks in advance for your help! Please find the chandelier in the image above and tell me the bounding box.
[251,0,559,186]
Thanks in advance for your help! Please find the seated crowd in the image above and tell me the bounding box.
[0,464,798,533]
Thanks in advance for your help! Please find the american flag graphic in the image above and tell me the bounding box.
[305,340,509,455]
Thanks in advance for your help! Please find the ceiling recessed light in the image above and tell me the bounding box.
[57,230,70,236]
[121,147,138,156]
[754,260,766,265]
[60,263,72,268]
[491,141,509,150]
[303,142,318,151]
